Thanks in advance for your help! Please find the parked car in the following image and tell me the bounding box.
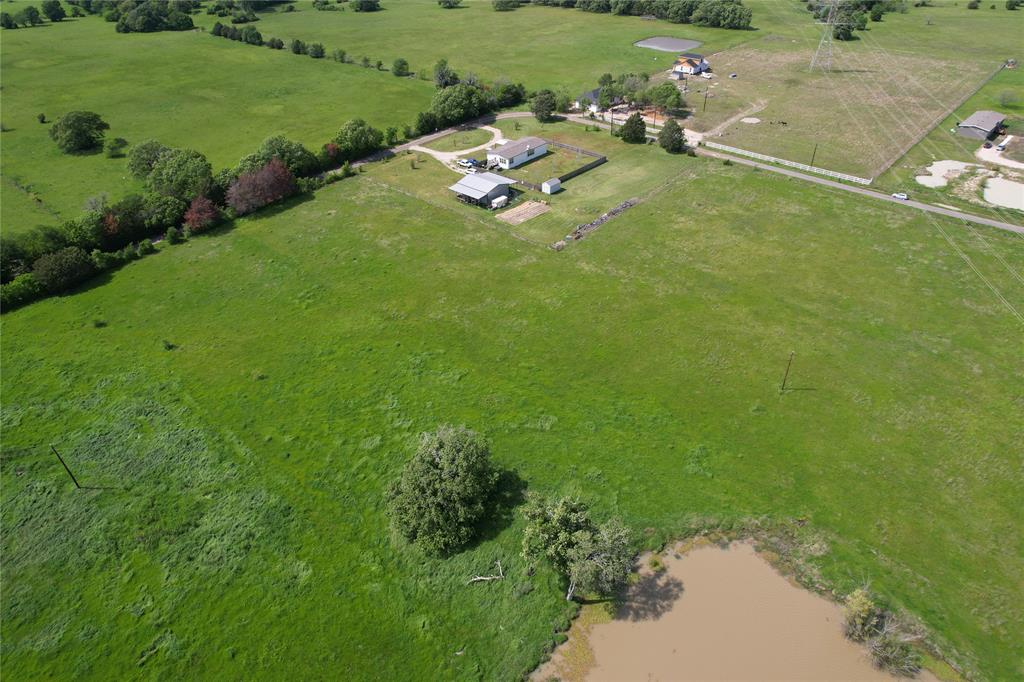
[983,142,993,149]
[456,159,473,168]
[891,192,909,201]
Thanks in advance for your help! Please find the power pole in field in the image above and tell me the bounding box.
[810,0,850,73]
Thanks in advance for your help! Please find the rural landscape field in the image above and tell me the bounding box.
[2,1,1022,681]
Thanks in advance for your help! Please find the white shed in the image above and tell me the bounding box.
[487,137,548,170]
[541,178,561,195]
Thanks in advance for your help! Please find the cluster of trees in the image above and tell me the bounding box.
[387,425,635,604]
[111,0,197,33]
[493,0,522,9]
[805,0,905,37]
[49,111,111,153]
[532,0,753,29]
[438,0,463,6]
[1,1,69,28]
[413,60,527,135]
[206,0,263,22]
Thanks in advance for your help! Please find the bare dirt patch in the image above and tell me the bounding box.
[536,541,940,682]
[496,200,550,225]
[634,36,702,52]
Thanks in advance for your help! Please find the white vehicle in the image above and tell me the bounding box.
[456,159,473,168]
[701,72,713,80]
[997,135,1013,151]
[891,192,909,201]
[490,195,509,209]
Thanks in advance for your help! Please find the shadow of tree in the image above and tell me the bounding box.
[464,468,527,551]
[615,571,685,622]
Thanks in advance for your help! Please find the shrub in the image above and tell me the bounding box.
[1,273,45,311]
[967,0,979,7]
[165,226,184,244]
[619,112,647,143]
[387,425,499,556]
[127,139,170,179]
[1,12,16,29]
[493,0,521,9]
[290,39,306,54]
[33,246,95,294]
[183,196,219,233]
[40,0,66,22]
[49,111,110,153]
[136,239,156,256]
[266,37,284,49]
[308,42,325,58]
[105,137,129,158]
[438,0,462,6]
[331,48,346,62]
[842,588,881,641]
[351,0,381,10]
[869,632,922,675]
[392,57,410,77]
[226,158,297,215]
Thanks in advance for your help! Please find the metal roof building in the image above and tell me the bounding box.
[487,137,548,169]
[448,172,515,206]
[957,110,1005,140]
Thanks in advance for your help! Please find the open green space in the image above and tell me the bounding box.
[423,127,494,152]
[3,147,1023,679]
[384,118,689,244]
[876,65,1024,220]
[0,11,434,235]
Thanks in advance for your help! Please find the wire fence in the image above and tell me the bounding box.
[701,141,873,185]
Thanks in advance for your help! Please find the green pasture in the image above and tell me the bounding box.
[3,150,1022,679]
[424,127,495,152]
[0,13,434,235]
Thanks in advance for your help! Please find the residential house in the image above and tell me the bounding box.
[487,137,548,170]
[671,52,710,78]
[957,110,1006,140]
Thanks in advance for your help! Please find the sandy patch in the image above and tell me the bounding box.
[496,200,550,225]
[975,141,1024,171]
[983,177,1024,210]
[536,541,938,682]
[915,160,976,188]
[634,37,702,52]
[741,117,761,124]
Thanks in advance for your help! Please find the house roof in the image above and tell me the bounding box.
[578,87,602,103]
[959,110,1005,131]
[448,172,515,200]
[675,58,701,68]
[489,136,547,160]
[679,52,704,60]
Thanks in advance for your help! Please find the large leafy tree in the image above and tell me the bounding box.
[49,111,109,153]
[619,112,647,143]
[14,5,43,26]
[32,246,94,293]
[658,118,685,153]
[333,119,384,161]
[433,58,459,88]
[387,425,499,557]
[431,83,488,127]
[127,139,170,179]
[522,495,634,601]
[226,158,296,215]
[147,148,213,201]
[531,89,557,122]
[40,0,66,22]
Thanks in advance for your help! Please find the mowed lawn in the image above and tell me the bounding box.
[0,13,434,235]
[2,155,1022,679]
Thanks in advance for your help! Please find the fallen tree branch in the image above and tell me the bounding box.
[468,560,504,584]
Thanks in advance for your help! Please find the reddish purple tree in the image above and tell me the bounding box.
[226,158,297,215]
[183,196,219,233]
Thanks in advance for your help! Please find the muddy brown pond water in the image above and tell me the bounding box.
[535,541,939,682]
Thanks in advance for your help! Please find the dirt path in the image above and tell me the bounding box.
[408,125,503,168]
[697,98,769,140]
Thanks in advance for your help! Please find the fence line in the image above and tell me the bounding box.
[559,156,607,183]
[700,141,872,185]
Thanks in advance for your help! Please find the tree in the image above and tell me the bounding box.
[493,0,521,9]
[105,137,129,158]
[290,38,306,54]
[14,5,43,26]
[1,12,16,29]
[392,57,410,77]
[141,193,186,230]
[226,158,296,215]
[648,81,683,113]
[49,111,109,153]
[255,135,318,176]
[1008,0,1021,9]
[40,0,66,22]
[331,48,346,61]
[531,89,557,122]
[351,0,381,10]
[598,72,614,88]
[333,119,384,161]
[438,0,462,7]
[240,24,262,45]
[148,148,213,201]
[385,126,399,145]
[431,83,488,126]
[433,58,459,88]
[308,42,325,58]
[658,118,685,153]
[32,246,94,293]
[869,5,884,20]
[386,425,499,557]
[415,111,440,135]
[183,196,219,233]
[127,139,169,179]
[619,112,647,143]
[521,495,634,601]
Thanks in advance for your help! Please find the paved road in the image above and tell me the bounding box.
[357,112,1024,235]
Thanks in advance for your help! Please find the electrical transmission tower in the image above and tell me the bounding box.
[809,0,842,72]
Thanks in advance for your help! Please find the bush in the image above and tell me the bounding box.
[290,39,306,54]
[148,148,213,201]
[438,0,462,6]
[226,158,297,215]
[105,137,129,158]
[165,226,184,244]
[1,273,45,311]
[32,246,95,294]
[183,196,220,233]
[351,0,381,10]
[842,588,881,641]
[49,111,110,153]
[392,57,410,77]
[493,0,521,9]
[387,425,499,556]
[967,0,979,7]
[308,42,325,58]
[869,632,921,675]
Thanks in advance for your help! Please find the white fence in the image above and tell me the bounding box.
[701,141,872,185]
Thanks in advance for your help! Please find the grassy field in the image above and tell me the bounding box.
[876,66,1024,220]
[3,145,1023,679]
[424,127,495,152]
[680,1,1024,178]
[381,118,691,244]
[0,12,434,235]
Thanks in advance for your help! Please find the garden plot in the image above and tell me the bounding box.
[496,200,551,225]
[679,37,995,178]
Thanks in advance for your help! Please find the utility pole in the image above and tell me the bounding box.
[810,0,849,73]
[810,143,819,167]
[51,445,82,489]
[779,351,795,393]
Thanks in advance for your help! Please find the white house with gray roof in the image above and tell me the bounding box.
[487,137,548,170]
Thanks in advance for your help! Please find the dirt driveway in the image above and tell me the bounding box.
[408,126,503,169]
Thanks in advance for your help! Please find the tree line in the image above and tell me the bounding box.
[530,0,754,29]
